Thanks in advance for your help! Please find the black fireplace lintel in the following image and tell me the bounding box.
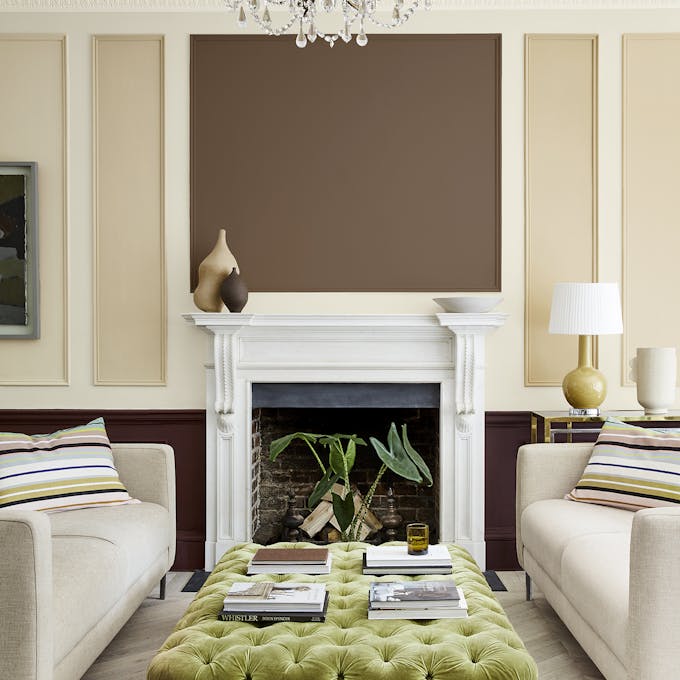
[251,383,440,409]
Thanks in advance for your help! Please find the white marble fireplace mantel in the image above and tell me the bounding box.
[183,313,506,570]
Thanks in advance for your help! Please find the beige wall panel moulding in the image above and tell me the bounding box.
[94,35,166,385]
[525,34,598,386]
[623,34,680,386]
[0,35,68,386]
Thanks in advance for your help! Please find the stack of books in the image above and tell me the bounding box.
[363,544,453,575]
[368,580,467,620]
[246,547,332,575]
[219,581,329,623]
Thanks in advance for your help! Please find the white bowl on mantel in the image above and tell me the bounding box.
[433,295,503,314]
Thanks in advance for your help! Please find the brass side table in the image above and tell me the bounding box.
[530,410,680,443]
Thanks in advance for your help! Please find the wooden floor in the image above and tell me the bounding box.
[83,570,605,680]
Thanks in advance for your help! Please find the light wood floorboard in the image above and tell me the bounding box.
[83,570,605,680]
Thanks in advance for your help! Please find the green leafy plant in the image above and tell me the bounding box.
[269,423,432,542]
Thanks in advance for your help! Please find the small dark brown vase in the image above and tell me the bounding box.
[219,268,248,312]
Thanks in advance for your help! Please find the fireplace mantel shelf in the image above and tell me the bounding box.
[184,312,507,330]
[184,311,506,572]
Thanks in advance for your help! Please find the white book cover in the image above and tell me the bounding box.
[365,544,452,567]
[223,582,327,611]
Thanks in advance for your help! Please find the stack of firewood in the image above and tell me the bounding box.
[300,483,382,542]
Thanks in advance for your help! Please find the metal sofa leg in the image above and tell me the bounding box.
[160,574,167,600]
[525,573,532,601]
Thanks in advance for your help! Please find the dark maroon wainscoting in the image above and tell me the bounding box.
[485,411,532,570]
[0,410,206,570]
[0,409,532,571]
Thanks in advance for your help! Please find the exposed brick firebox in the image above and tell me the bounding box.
[251,407,439,545]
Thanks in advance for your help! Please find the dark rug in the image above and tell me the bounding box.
[182,569,507,593]
[182,570,211,592]
[483,570,507,592]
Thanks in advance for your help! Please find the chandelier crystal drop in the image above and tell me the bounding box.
[225,0,429,48]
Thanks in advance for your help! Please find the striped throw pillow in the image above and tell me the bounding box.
[567,419,680,511]
[0,418,136,512]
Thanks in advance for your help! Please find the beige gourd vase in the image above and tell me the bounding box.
[193,229,239,313]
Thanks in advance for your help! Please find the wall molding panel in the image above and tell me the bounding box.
[0,35,68,385]
[524,34,598,386]
[93,35,166,385]
[622,34,680,386]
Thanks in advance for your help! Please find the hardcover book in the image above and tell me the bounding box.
[369,580,460,609]
[247,556,332,575]
[224,581,327,612]
[220,593,330,623]
[247,548,332,575]
[368,587,467,620]
[251,548,329,564]
[361,554,452,575]
[365,544,452,568]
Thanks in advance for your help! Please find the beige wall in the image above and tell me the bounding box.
[0,10,679,411]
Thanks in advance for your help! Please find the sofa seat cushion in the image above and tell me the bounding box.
[52,534,127,663]
[521,499,633,586]
[561,532,630,665]
[49,502,170,588]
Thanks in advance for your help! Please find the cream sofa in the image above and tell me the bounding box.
[0,443,176,680]
[516,442,680,680]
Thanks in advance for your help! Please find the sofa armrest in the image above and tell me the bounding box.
[516,443,593,567]
[0,510,53,680]
[111,443,176,568]
[628,507,680,680]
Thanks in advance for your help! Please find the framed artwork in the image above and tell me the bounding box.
[0,162,38,338]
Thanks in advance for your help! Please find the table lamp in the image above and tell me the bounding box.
[548,282,623,415]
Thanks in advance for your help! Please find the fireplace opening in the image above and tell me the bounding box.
[251,402,440,545]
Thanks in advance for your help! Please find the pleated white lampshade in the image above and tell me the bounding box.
[549,283,623,336]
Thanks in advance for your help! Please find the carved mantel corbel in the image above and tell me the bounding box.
[437,313,507,433]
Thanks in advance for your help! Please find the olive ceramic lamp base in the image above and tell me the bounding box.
[562,335,607,414]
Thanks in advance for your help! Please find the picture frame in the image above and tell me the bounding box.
[0,162,39,338]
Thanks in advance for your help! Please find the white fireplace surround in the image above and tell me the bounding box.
[184,313,506,571]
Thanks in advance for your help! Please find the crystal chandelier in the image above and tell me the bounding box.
[226,0,431,48]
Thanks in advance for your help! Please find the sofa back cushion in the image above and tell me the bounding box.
[0,418,136,512]
[567,419,680,511]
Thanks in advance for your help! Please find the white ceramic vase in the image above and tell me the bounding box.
[629,347,677,414]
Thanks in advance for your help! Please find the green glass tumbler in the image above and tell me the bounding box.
[406,522,429,555]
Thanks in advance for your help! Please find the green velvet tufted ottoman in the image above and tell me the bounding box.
[148,542,537,680]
